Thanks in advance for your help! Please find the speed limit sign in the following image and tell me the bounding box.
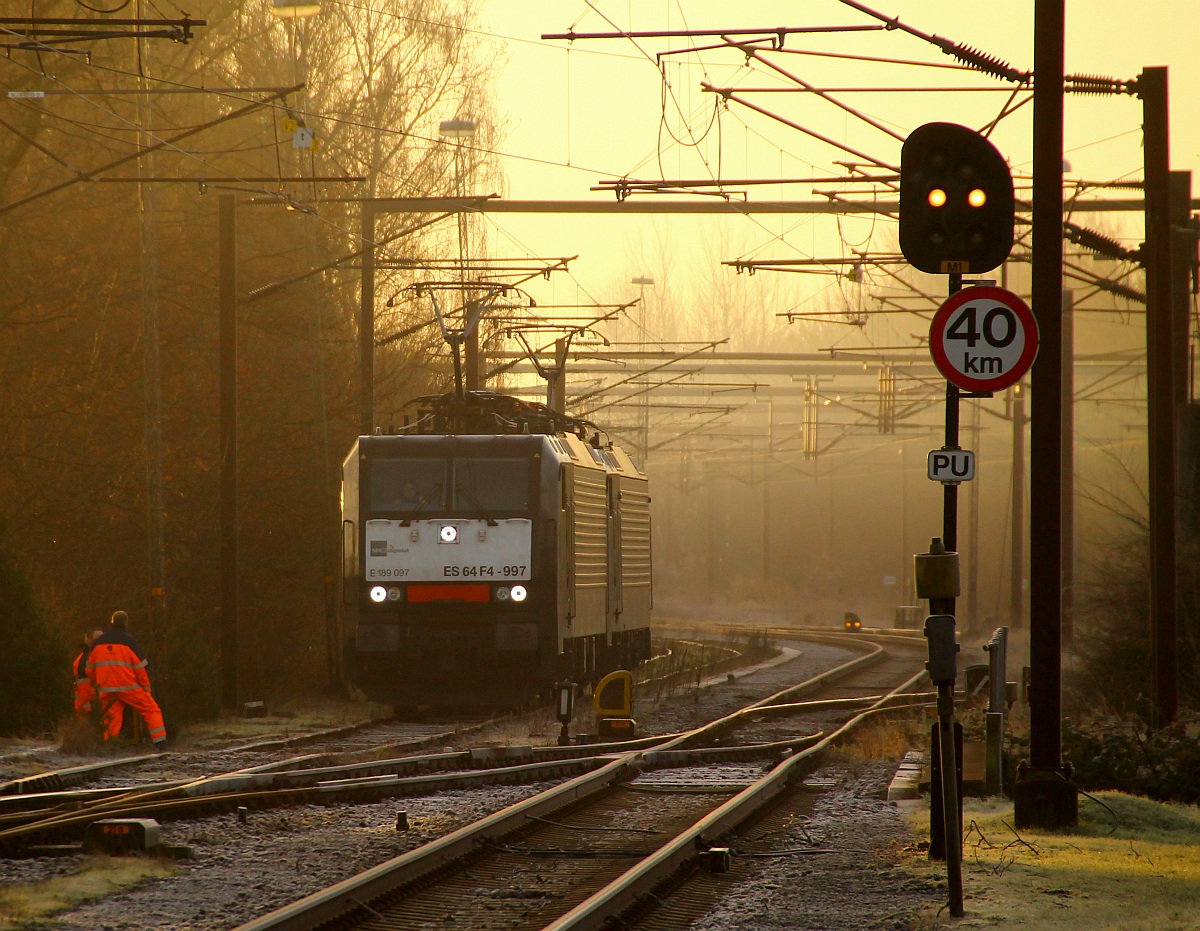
[929,285,1039,392]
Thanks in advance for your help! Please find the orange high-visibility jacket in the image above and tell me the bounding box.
[73,651,96,713]
[86,630,152,697]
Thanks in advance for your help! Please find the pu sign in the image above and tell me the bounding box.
[929,286,1038,392]
[928,448,975,484]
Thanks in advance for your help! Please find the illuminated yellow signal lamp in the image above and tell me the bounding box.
[900,121,1014,274]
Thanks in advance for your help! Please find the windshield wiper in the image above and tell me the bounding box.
[454,480,498,526]
[396,484,443,526]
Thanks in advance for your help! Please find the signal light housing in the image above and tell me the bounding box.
[900,122,1014,274]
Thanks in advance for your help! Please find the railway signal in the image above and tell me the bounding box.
[900,122,1015,274]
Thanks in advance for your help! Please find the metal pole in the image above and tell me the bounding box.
[547,337,567,412]
[984,627,1008,795]
[967,398,980,632]
[1140,66,1178,728]
[1061,291,1075,647]
[763,399,773,584]
[359,203,375,436]
[219,193,239,711]
[943,273,962,618]
[936,680,964,917]
[1009,384,1026,627]
[1170,171,1193,405]
[1028,0,1064,770]
[456,141,481,392]
[136,23,167,686]
[1016,0,1076,829]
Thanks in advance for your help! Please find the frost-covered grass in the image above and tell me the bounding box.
[0,856,177,929]
[178,698,391,749]
[834,711,930,763]
[903,792,1200,929]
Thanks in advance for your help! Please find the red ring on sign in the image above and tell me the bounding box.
[929,285,1039,392]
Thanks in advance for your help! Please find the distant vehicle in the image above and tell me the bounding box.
[340,391,652,710]
[844,611,862,632]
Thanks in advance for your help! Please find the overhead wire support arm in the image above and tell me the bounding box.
[570,339,728,407]
[727,255,906,271]
[723,42,906,143]
[594,175,898,197]
[541,25,885,43]
[244,207,470,304]
[486,302,634,383]
[701,84,897,172]
[834,0,1030,84]
[0,16,204,47]
[0,84,301,215]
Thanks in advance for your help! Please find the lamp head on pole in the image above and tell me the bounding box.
[439,119,477,139]
[272,0,321,17]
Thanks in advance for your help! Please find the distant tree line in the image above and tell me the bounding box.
[0,0,496,735]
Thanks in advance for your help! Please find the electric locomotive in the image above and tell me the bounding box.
[340,392,652,709]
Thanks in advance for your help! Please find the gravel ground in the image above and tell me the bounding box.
[693,763,942,931]
[1,632,939,930]
[4,784,556,930]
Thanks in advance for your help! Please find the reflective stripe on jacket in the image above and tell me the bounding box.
[86,634,151,694]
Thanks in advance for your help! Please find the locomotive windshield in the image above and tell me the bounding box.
[452,458,531,512]
[370,458,447,513]
[369,455,531,515]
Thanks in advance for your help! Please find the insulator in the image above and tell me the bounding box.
[1063,221,1136,261]
[948,43,1029,84]
[1065,73,1129,96]
[1099,279,1146,304]
[1085,180,1144,191]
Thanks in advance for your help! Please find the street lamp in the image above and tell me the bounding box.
[439,119,477,138]
[441,119,479,389]
[271,0,321,16]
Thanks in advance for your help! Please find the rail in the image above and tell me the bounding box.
[233,632,928,931]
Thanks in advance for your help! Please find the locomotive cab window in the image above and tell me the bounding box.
[370,458,447,513]
[452,458,531,514]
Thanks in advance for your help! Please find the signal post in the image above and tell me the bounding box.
[899,121,1053,916]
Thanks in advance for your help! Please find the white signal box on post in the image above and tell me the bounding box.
[928,448,975,484]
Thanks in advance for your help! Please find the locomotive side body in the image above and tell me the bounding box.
[340,431,651,709]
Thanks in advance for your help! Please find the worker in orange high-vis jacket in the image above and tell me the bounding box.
[86,610,168,751]
[72,628,105,716]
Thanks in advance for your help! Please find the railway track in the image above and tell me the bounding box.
[231,630,930,931]
[0,633,841,853]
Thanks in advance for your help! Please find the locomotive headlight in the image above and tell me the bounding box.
[369,585,388,603]
[387,587,403,602]
[438,524,459,544]
[510,585,528,602]
[495,586,511,602]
